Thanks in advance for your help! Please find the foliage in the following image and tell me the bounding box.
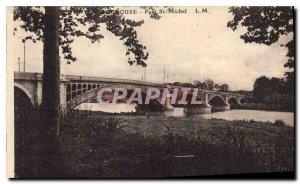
[14,7,159,66]
[264,92,294,112]
[232,102,267,111]
[13,7,161,175]
[228,7,293,46]
[252,76,294,111]
[205,79,215,90]
[274,119,285,127]
[220,84,229,92]
[189,80,230,92]
[253,76,274,102]
[15,106,294,178]
[228,7,294,96]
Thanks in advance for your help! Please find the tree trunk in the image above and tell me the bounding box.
[41,7,60,135]
[39,6,61,178]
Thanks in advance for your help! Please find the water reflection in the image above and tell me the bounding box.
[164,108,294,127]
[164,108,186,117]
[76,103,136,113]
[200,109,294,127]
[77,103,294,127]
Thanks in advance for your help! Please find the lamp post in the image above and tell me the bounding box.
[144,66,147,82]
[17,57,21,72]
[22,39,26,72]
[163,66,165,84]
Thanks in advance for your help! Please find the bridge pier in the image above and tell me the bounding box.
[34,75,68,107]
[164,95,175,111]
[35,80,43,105]
[60,75,68,107]
[211,103,230,112]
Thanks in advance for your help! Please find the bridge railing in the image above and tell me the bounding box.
[14,72,43,80]
[14,72,248,97]
[65,74,165,87]
[168,85,247,97]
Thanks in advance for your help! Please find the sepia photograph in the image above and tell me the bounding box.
[7,6,295,179]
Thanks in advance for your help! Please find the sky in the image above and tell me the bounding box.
[10,7,292,91]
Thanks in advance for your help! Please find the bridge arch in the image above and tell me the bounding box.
[208,94,226,106]
[14,82,34,104]
[66,83,164,109]
[228,96,239,109]
[228,96,238,104]
[239,97,246,104]
[228,96,246,105]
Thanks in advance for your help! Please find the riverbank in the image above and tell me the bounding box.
[232,102,294,113]
[63,113,295,178]
[78,108,294,127]
[200,109,294,127]
[15,109,295,178]
[116,115,294,137]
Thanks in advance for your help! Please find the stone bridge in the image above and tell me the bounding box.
[14,72,247,114]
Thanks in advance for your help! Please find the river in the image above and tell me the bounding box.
[76,103,294,127]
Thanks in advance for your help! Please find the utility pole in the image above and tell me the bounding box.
[163,66,165,84]
[17,57,21,72]
[167,74,169,83]
[22,39,26,72]
[144,67,147,82]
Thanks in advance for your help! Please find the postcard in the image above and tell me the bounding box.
[7,6,295,178]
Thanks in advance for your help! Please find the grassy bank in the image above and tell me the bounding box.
[15,109,294,178]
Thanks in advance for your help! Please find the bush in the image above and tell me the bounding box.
[15,106,294,178]
[274,119,285,127]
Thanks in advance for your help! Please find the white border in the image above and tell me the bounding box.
[2,0,299,6]
[1,0,299,183]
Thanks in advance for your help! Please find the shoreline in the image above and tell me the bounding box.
[74,108,294,127]
[15,107,295,178]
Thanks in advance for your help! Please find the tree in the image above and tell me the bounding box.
[220,84,229,92]
[214,84,220,91]
[193,80,202,88]
[173,82,183,86]
[41,7,60,137]
[14,6,159,130]
[227,7,294,95]
[283,38,294,96]
[252,76,293,111]
[40,8,61,177]
[269,77,284,93]
[205,79,214,90]
[13,6,159,177]
[253,76,270,103]
[200,82,208,90]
